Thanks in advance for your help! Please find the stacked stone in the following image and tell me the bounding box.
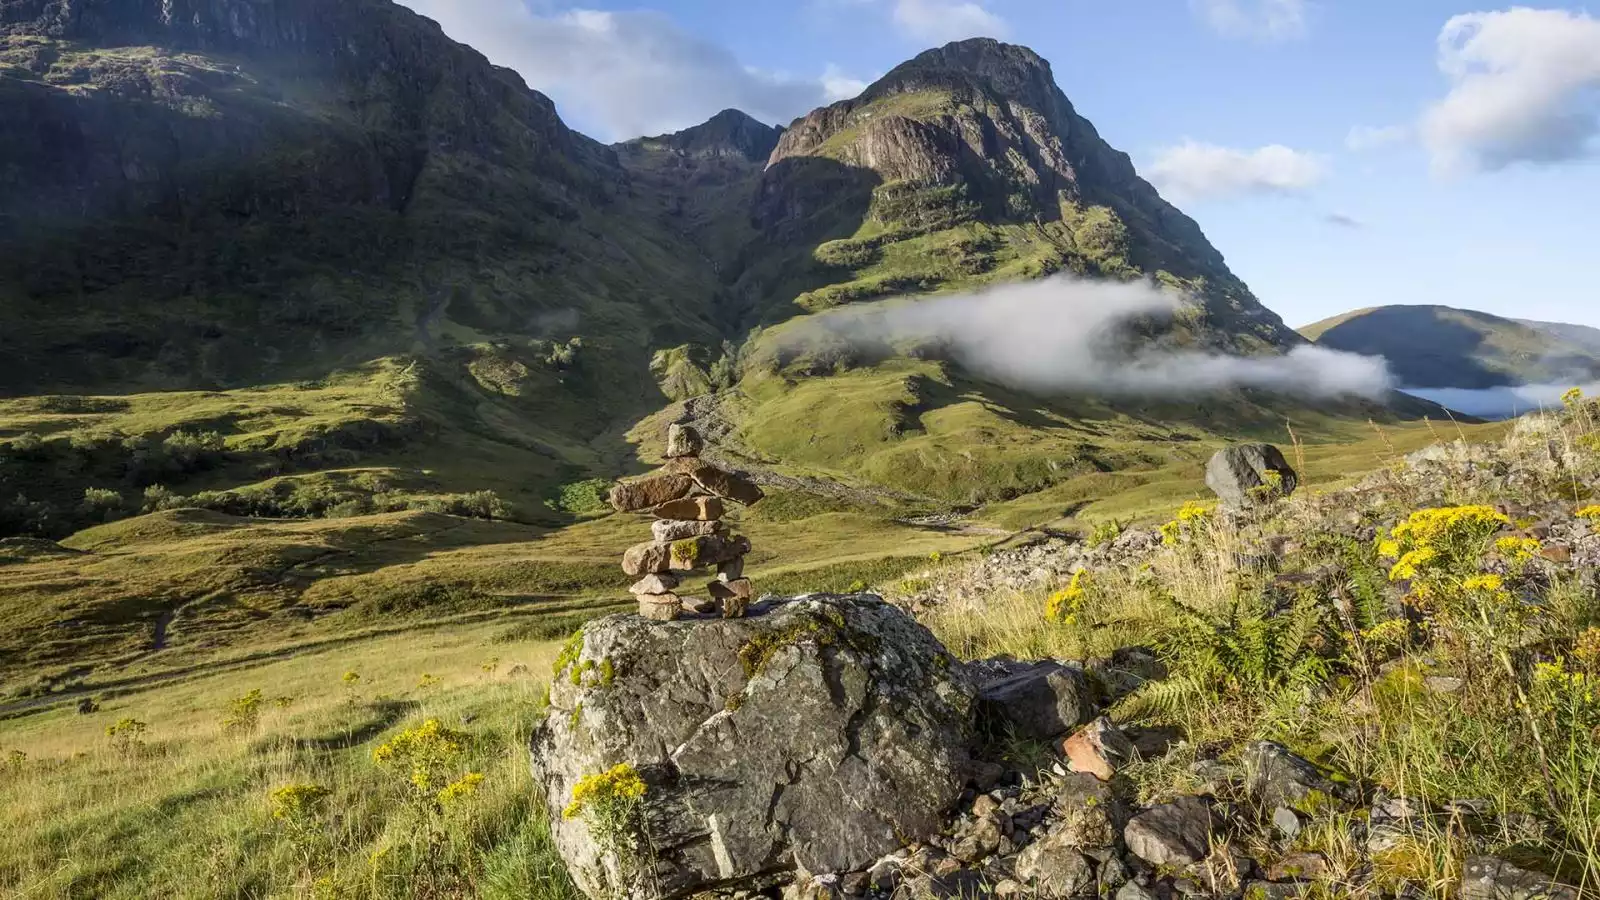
[609,424,764,621]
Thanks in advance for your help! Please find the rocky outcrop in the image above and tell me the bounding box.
[1206,444,1299,508]
[529,594,979,900]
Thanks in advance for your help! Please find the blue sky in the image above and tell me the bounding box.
[401,0,1600,331]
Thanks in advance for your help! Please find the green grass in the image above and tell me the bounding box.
[0,618,579,900]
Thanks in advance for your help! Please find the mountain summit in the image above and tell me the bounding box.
[622,109,783,163]
[756,38,1298,351]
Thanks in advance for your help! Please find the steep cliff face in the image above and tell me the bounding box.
[0,0,722,394]
[755,39,1298,352]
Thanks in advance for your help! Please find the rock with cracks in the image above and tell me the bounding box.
[529,595,978,900]
[1205,443,1299,508]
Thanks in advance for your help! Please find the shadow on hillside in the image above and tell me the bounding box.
[294,699,420,753]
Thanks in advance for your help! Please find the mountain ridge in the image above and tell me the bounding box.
[1302,304,1600,389]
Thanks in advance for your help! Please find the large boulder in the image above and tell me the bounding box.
[530,595,979,900]
[1205,444,1299,508]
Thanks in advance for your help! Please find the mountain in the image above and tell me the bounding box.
[1519,319,1600,357]
[742,40,1299,350]
[621,108,783,162]
[1302,305,1600,389]
[0,0,724,395]
[0,13,1456,687]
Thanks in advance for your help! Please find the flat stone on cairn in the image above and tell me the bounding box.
[610,424,763,620]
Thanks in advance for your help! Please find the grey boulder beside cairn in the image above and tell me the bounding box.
[608,424,764,621]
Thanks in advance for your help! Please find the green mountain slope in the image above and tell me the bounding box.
[1519,319,1600,357]
[0,14,1455,694]
[1302,305,1600,389]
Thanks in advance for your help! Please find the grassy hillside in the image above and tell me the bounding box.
[1303,305,1600,389]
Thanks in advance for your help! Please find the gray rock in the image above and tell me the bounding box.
[1205,444,1298,508]
[973,659,1096,740]
[1116,884,1160,900]
[531,595,978,900]
[1124,796,1216,867]
[651,519,724,543]
[1014,838,1095,899]
[610,473,697,513]
[1242,741,1357,815]
[629,573,682,595]
[1460,856,1578,900]
[1271,806,1303,840]
[665,424,704,459]
[1051,773,1129,848]
[1266,852,1328,882]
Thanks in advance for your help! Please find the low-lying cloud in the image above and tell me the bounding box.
[1403,382,1600,420]
[784,277,1395,399]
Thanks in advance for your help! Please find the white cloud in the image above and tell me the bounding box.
[1420,7,1600,174]
[1191,0,1310,41]
[1147,141,1327,202]
[399,0,860,141]
[822,64,870,102]
[784,276,1394,399]
[1345,124,1410,151]
[1323,212,1365,229]
[892,0,1008,44]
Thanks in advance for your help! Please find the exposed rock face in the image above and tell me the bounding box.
[530,595,978,900]
[1205,444,1299,508]
[762,38,1300,352]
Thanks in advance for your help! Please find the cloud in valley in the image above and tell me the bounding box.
[1190,0,1310,41]
[784,277,1394,399]
[1147,141,1327,202]
[398,0,861,140]
[1421,7,1600,174]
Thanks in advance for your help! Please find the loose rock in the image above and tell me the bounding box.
[665,423,703,459]
[1205,444,1299,508]
[1062,716,1134,782]
[1124,796,1217,868]
[610,473,696,513]
[652,496,727,522]
[651,518,724,542]
[974,659,1096,740]
[1460,856,1578,900]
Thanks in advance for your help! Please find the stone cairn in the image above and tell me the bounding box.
[608,424,764,621]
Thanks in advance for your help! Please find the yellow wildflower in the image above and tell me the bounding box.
[1463,574,1505,593]
[436,772,485,806]
[1495,536,1543,566]
[1045,571,1089,624]
[270,783,331,821]
[563,763,648,820]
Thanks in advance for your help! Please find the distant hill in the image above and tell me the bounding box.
[1519,319,1600,357]
[1301,305,1600,389]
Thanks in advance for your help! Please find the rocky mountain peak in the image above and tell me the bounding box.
[620,108,782,163]
[867,37,1058,109]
